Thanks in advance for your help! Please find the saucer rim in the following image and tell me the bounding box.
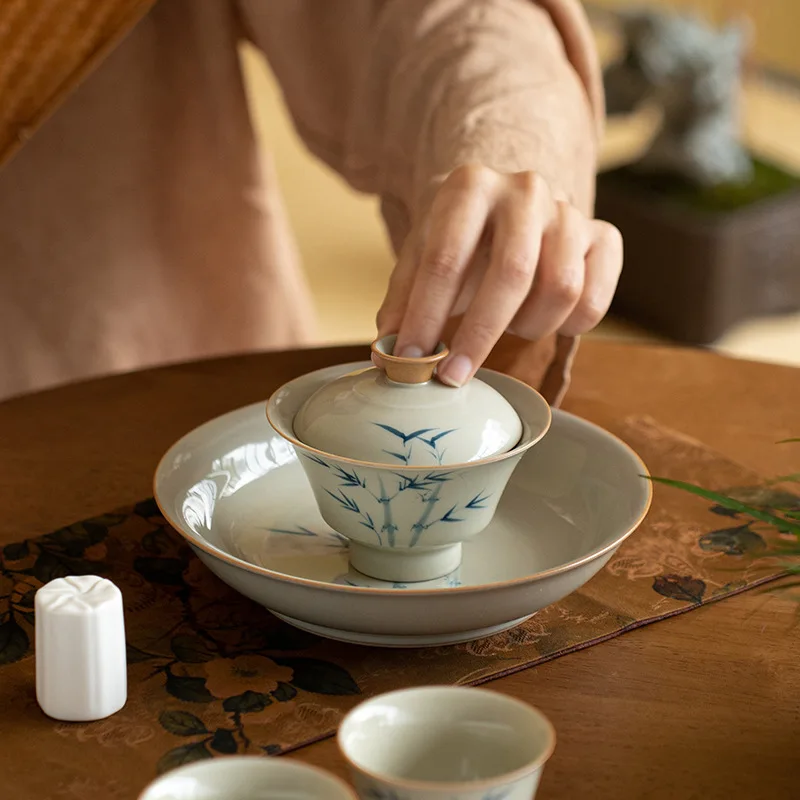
[270,611,534,647]
[153,404,652,598]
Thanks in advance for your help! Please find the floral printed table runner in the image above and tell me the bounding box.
[0,415,793,799]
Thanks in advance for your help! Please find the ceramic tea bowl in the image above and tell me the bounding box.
[338,686,555,799]
[138,756,357,800]
[266,343,551,584]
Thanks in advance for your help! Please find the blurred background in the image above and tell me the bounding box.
[239,0,800,366]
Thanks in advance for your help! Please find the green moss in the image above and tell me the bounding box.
[604,157,800,214]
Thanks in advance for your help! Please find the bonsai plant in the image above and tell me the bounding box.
[598,9,800,344]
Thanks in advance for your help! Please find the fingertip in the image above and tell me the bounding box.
[437,353,473,388]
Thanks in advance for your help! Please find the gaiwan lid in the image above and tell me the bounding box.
[292,336,523,466]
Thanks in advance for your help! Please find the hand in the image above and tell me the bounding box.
[376,164,623,386]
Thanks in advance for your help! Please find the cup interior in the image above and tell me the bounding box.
[138,756,355,800]
[338,687,554,786]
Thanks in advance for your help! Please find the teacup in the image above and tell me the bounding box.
[338,686,556,799]
[267,364,550,583]
[138,755,357,800]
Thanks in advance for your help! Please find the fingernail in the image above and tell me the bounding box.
[397,345,424,358]
[439,354,472,387]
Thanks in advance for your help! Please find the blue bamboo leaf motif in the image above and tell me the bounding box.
[420,429,456,447]
[394,471,454,493]
[466,491,492,510]
[375,424,457,465]
[360,511,377,533]
[323,488,383,546]
[383,450,410,464]
[423,471,454,483]
[303,452,330,469]
[269,526,317,537]
[374,424,435,444]
[331,465,366,488]
[324,488,360,513]
[439,505,464,523]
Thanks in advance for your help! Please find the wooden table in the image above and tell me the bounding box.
[2,339,799,798]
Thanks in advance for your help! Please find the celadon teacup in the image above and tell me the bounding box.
[338,686,556,799]
[138,755,358,800]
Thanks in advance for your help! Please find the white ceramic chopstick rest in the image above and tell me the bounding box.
[35,575,127,721]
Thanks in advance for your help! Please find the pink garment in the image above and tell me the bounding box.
[0,0,601,401]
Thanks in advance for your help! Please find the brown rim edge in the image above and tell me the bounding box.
[141,755,358,799]
[265,364,553,472]
[336,686,557,793]
[152,405,653,599]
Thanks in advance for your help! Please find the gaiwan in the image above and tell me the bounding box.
[267,336,551,583]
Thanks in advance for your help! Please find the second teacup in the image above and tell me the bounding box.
[338,686,556,799]
[138,756,357,800]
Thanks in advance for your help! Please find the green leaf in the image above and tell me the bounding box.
[165,671,213,703]
[134,557,186,586]
[156,742,212,775]
[777,438,800,444]
[274,657,361,696]
[0,620,29,665]
[271,682,297,703]
[768,474,800,485]
[2,541,29,561]
[171,634,216,663]
[646,476,800,537]
[210,728,238,754]
[222,690,271,714]
[159,710,208,736]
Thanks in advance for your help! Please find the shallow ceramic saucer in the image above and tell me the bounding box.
[154,401,651,647]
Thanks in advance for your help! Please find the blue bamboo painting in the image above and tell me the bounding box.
[301,453,490,549]
[374,422,457,465]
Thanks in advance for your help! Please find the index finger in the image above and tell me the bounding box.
[393,165,496,357]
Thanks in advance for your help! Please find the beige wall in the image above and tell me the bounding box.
[590,0,800,76]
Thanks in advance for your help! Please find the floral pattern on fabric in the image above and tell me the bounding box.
[0,416,792,794]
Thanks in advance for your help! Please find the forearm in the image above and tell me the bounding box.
[243,0,602,244]
[336,0,602,257]
[411,2,598,211]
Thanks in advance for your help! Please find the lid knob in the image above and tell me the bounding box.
[371,335,449,385]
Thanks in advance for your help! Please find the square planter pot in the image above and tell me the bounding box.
[595,158,800,344]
